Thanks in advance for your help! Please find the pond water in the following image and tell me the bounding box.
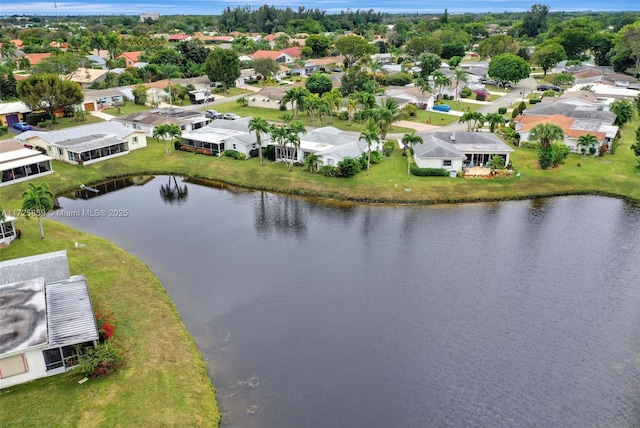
[52,176,640,427]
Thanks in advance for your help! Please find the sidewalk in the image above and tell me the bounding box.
[89,110,116,120]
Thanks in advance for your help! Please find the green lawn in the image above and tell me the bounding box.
[103,101,151,117]
[440,100,483,112]
[39,115,105,131]
[413,109,459,126]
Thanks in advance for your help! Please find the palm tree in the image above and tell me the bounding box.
[485,113,506,133]
[610,100,634,127]
[303,153,321,172]
[354,91,377,110]
[415,78,432,109]
[577,134,598,157]
[159,64,183,107]
[459,112,475,132]
[359,117,381,174]
[90,33,106,57]
[21,182,55,239]
[153,123,182,155]
[249,117,271,166]
[453,69,468,102]
[401,132,424,178]
[270,124,289,164]
[105,32,120,60]
[322,89,343,122]
[433,70,452,97]
[376,98,407,140]
[281,86,309,119]
[530,123,564,149]
[347,97,358,126]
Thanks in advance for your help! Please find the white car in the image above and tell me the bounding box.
[222,113,241,120]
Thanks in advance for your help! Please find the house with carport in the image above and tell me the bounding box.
[15,122,147,165]
[180,117,268,158]
[413,132,514,173]
[0,139,53,186]
[0,250,99,389]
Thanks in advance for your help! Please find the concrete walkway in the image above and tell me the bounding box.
[89,110,116,120]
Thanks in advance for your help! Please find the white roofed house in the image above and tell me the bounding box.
[114,107,210,137]
[0,139,53,187]
[0,251,99,389]
[413,132,514,173]
[15,122,147,165]
[181,117,268,158]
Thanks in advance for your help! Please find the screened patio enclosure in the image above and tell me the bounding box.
[59,134,129,165]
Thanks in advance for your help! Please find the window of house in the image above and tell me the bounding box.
[0,354,28,378]
[327,159,335,166]
[443,160,452,167]
[57,148,63,156]
[132,136,138,144]
[233,144,237,150]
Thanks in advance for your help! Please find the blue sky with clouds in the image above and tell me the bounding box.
[1,0,638,16]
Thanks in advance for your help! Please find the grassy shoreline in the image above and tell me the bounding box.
[0,120,638,426]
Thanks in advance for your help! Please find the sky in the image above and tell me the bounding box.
[0,0,638,16]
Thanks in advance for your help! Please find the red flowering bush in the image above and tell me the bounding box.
[95,309,116,342]
[76,344,124,378]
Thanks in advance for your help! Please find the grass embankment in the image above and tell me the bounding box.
[103,101,151,117]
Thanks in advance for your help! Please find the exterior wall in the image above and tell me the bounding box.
[1,161,54,187]
[414,156,463,172]
[0,112,28,127]
[226,141,254,158]
[0,348,47,389]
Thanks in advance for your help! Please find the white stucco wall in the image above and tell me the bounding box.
[0,348,47,389]
[414,157,463,172]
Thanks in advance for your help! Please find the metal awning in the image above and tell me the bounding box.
[0,154,52,171]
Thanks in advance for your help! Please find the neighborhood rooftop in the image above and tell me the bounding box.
[15,122,139,144]
[0,277,47,356]
[0,250,70,284]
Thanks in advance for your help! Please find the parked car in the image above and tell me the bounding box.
[205,109,223,119]
[12,122,32,132]
[433,104,451,112]
[537,84,562,92]
[222,113,241,120]
[481,78,497,85]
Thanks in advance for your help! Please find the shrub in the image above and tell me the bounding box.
[95,309,116,343]
[529,99,541,104]
[383,141,395,157]
[263,145,276,161]
[75,344,124,379]
[279,103,287,111]
[552,143,570,165]
[410,165,449,176]
[519,141,540,149]
[319,165,337,176]
[180,145,196,153]
[518,101,527,113]
[460,87,472,98]
[542,89,558,97]
[511,108,521,119]
[498,107,507,115]
[223,149,245,160]
[385,72,413,86]
[338,111,348,121]
[174,141,182,151]
[538,147,554,169]
[26,112,50,126]
[474,90,487,101]
[336,157,361,177]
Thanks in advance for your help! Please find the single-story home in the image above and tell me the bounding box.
[15,122,147,165]
[554,90,614,112]
[250,50,294,64]
[0,101,32,128]
[288,126,374,167]
[0,250,99,389]
[115,51,143,67]
[83,88,130,111]
[521,102,617,123]
[515,114,617,153]
[65,68,110,89]
[0,139,54,186]
[0,215,18,246]
[384,86,435,110]
[114,107,210,136]
[168,34,192,42]
[413,132,514,172]
[180,117,267,158]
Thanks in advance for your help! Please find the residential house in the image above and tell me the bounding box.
[168,34,192,42]
[15,122,147,165]
[521,102,617,123]
[115,51,143,67]
[180,117,269,158]
[413,132,514,172]
[83,88,130,111]
[515,114,617,153]
[86,54,107,69]
[0,101,31,128]
[24,53,51,66]
[282,47,303,60]
[565,83,639,100]
[250,50,294,64]
[550,90,614,112]
[291,56,344,76]
[0,251,99,389]
[114,107,210,136]
[210,35,234,44]
[0,139,54,187]
[286,126,374,167]
[0,214,17,246]
[264,32,287,48]
[371,53,393,65]
[65,68,110,89]
[384,86,435,110]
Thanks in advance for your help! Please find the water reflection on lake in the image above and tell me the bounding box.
[53,177,640,427]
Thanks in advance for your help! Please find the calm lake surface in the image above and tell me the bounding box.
[52,176,640,427]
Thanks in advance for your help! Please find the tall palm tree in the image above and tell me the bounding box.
[105,32,120,60]
[354,91,377,110]
[347,97,358,126]
[153,123,182,155]
[414,77,432,109]
[401,132,424,178]
[90,33,106,57]
[322,89,343,122]
[249,117,271,166]
[376,98,407,140]
[530,123,564,149]
[281,86,308,119]
[159,64,183,107]
[453,69,468,102]
[433,70,452,97]
[270,124,289,164]
[485,113,506,133]
[359,117,381,174]
[21,182,55,239]
[577,133,598,157]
